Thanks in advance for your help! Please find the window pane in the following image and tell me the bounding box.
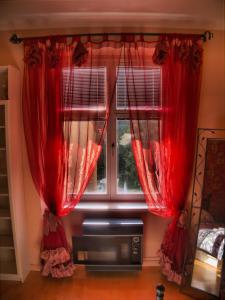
[63,67,106,109]
[116,67,161,109]
[65,120,106,195]
[117,120,142,194]
[85,142,106,194]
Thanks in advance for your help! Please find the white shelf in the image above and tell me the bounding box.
[0,66,29,282]
[0,260,17,275]
[0,235,14,248]
[0,209,11,219]
[0,191,9,196]
[76,202,148,211]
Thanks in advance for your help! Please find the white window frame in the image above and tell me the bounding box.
[81,61,161,203]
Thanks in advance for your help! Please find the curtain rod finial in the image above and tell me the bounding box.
[9,34,22,44]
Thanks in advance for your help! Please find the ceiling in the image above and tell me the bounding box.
[0,0,224,31]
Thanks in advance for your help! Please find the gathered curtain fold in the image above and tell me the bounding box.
[22,34,203,281]
[22,36,123,277]
[123,34,203,283]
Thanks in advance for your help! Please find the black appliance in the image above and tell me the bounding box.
[72,218,143,271]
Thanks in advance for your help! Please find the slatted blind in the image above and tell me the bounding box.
[63,67,106,107]
[116,67,161,108]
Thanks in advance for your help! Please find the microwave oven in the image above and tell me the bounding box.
[72,218,143,271]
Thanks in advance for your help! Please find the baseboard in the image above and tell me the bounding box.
[0,274,21,281]
[30,257,159,272]
[143,256,160,267]
[21,266,30,282]
[30,264,41,271]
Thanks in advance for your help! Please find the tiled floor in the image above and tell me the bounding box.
[0,266,194,300]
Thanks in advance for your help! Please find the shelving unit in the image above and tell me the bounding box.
[0,66,29,281]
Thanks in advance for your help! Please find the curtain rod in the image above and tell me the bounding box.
[9,31,213,44]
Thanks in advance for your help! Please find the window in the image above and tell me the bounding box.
[63,67,106,109]
[64,65,161,201]
[116,67,161,109]
[85,142,107,194]
[117,119,142,194]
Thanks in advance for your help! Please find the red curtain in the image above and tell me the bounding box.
[23,34,203,280]
[23,36,123,277]
[123,34,203,283]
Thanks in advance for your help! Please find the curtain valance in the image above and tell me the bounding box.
[23,33,203,68]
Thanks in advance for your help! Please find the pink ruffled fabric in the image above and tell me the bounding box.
[41,247,74,278]
[158,251,182,285]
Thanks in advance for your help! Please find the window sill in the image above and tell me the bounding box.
[75,201,148,212]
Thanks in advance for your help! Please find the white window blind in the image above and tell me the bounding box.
[116,67,161,109]
[63,67,106,108]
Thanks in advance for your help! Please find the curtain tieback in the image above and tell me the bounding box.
[177,209,188,229]
[43,210,62,236]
